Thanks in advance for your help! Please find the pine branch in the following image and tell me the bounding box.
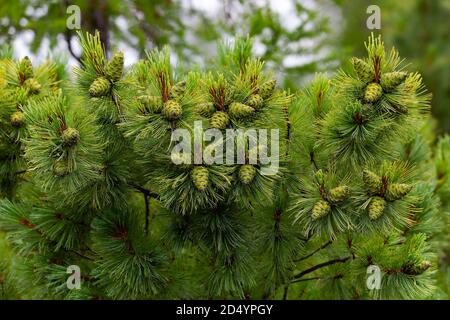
[144,193,150,235]
[64,32,81,63]
[292,256,352,280]
[309,151,319,170]
[71,250,95,262]
[129,182,159,199]
[290,276,322,284]
[294,240,333,263]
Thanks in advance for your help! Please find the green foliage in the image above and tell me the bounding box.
[0,32,447,301]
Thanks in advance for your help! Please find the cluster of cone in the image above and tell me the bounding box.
[189,164,258,192]
[137,80,186,121]
[351,57,408,105]
[89,52,124,97]
[18,56,42,95]
[201,79,276,130]
[363,169,413,220]
[51,128,80,177]
[311,170,351,220]
[11,57,42,128]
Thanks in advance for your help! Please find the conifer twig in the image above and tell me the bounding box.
[290,276,322,284]
[128,182,159,199]
[144,193,150,235]
[294,240,333,263]
[292,256,352,280]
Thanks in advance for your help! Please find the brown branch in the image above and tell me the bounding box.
[129,183,159,199]
[143,193,150,235]
[310,151,319,170]
[64,32,81,63]
[294,240,333,263]
[290,276,322,284]
[293,256,352,280]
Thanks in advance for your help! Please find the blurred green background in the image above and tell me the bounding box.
[0,0,448,132]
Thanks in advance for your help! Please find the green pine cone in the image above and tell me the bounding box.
[228,102,254,119]
[170,80,186,100]
[239,164,257,185]
[53,161,69,177]
[385,183,412,201]
[105,52,124,82]
[364,83,383,103]
[18,56,33,80]
[10,111,25,127]
[191,166,209,191]
[380,71,408,91]
[89,77,111,97]
[162,100,182,120]
[311,200,331,220]
[258,80,276,99]
[363,169,382,194]
[137,95,163,113]
[61,128,80,147]
[247,94,264,109]
[197,102,215,117]
[368,196,386,220]
[24,78,42,94]
[351,57,374,83]
[210,111,230,129]
[327,185,350,203]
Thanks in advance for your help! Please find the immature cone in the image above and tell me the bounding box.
[364,83,383,103]
[210,111,230,129]
[368,196,386,220]
[89,77,111,97]
[405,260,432,275]
[191,166,209,191]
[228,102,254,119]
[314,169,325,184]
[363,170,382,194]
[239,164,257,185]
[311,200,331,220]
[351,57,374,83]
[170,80,186,100]
[197,102,215,117]
[258,80,276,99]
[18,56,33,80]
[10,111,25,127]
[137,95,163,113]
[24,78,42,94]
[105,52,124,82]
[247,94,264,109]
[381,71,408,91]
[385,183,412,201]
[327,186,350,203]
[61,128,80,147]
[418,260,432,272]
[53,161,68,177]
[162,100,182,120]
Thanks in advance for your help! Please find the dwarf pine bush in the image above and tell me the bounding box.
[0,32,449,300]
